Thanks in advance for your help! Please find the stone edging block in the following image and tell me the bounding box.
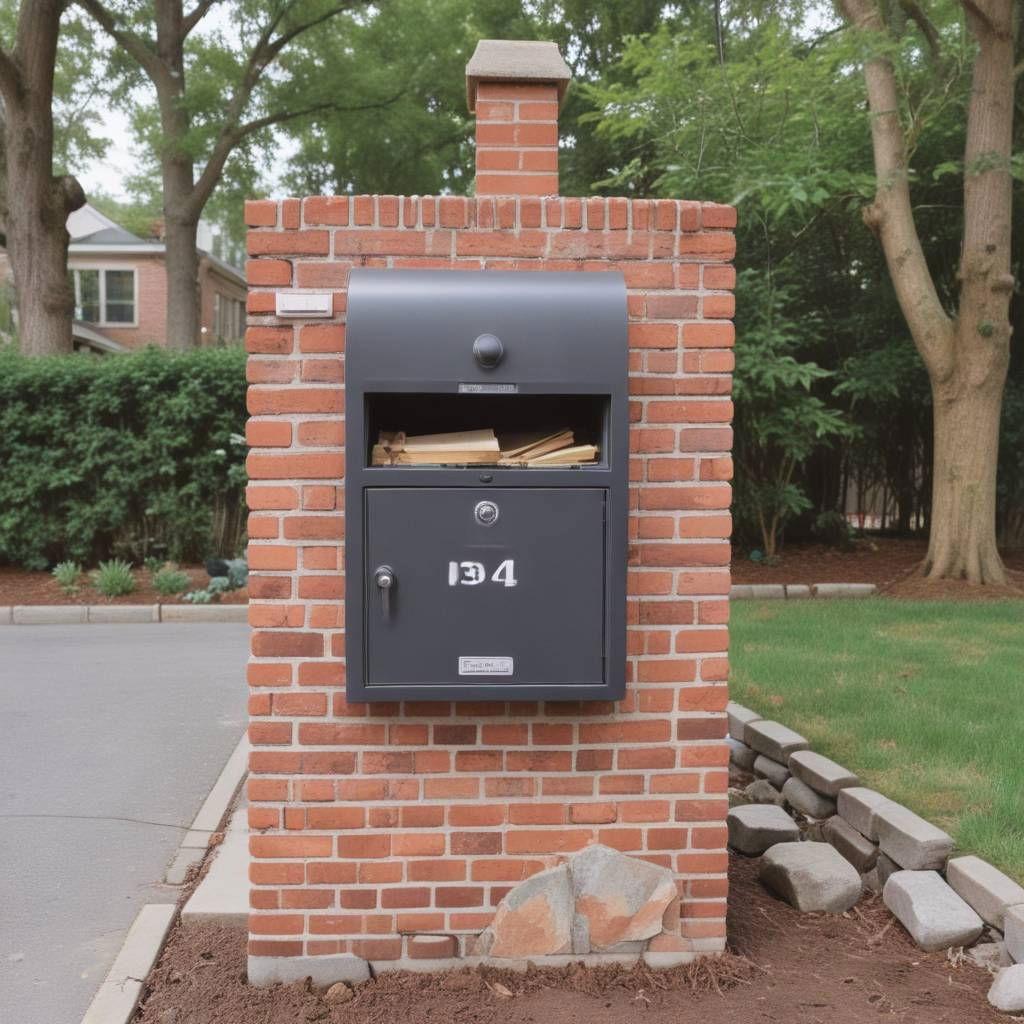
[0,603,248,625]
[946,856,1024,931]
[729,582,877,600]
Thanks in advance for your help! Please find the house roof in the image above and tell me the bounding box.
[73,225,147,247]
[72,321,129,354]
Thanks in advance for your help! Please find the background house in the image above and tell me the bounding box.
[0,203,246,353]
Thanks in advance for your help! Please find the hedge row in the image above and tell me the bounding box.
[0,345,247,570]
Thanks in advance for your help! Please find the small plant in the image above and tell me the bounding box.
[92,559,136,598]
[144,555,165,576]
[52,560,82,594]
[183,556,247,603]
[153,567,191,597]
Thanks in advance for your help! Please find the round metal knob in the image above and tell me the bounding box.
[374,566,394,589]
[474,500,499,526]
[472,333,503,369]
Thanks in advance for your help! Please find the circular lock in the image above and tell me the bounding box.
[472,333,504,369]
[474,500,499,526]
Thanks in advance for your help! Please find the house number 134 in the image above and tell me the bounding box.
[448,560,518,588]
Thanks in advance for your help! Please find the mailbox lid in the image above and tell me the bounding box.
[346,269,627,390]
[363,487,606,690]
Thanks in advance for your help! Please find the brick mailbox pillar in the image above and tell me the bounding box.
[244,40,735,984]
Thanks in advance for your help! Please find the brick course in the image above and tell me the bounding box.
[245,192,734,965]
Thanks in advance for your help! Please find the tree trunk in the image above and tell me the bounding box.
[924,345,1006,581]
[163,202,201,349]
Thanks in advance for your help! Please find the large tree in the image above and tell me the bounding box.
[838,0,1018,583]
[77,0,373,349]
[0,1,89,356]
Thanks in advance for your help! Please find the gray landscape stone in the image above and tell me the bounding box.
[875,852,901,890]
[883,871,984,952]
[748,584,786,599]
[789,750,859,797]
[481,864,573,957]
[837,787,891,841]
[823,815,878,873]
[249,954,370,987]
[875,802,953,870]
[753,754,791,790]
[760,842,862,913]
[87,604,160,623]
[729,585,754,600]
[0,606,11,624]
[1005,904,1024,964]
[726,701,762,744]
[813,583,876,598]
[13,604,87,624]
[727,804,800,856]
[782,777,836,819]
[988,965,1024,1013]
[728,736,757,771]
[161,603,248,622]
[745,779,785,806]
[946,856,1024,931]
[745,720,810,764]
[785,584,812,599]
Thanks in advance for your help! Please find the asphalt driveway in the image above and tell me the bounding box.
[0,622,248,1024]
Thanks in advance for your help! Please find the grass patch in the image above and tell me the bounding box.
[731,598,1024,881]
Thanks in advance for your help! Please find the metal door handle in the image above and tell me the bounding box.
[374,565,395,619]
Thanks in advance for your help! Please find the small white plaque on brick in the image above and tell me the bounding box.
[274,291,332,317]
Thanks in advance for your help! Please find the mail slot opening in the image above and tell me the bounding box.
[364,392,609,468]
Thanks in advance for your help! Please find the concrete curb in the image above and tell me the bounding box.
[2,603,248,624]
[730,583,877,600]
[80,904,175,1024]
[166,734,249,885]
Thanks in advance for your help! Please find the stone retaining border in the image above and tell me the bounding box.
[730,583,877,600]
[726,701,1024,984]
[0,603,248,624]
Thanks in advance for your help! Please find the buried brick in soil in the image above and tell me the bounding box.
[135,854,1003,1024]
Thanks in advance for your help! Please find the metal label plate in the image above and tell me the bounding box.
[458,382,518,394]
[458,656,514,676]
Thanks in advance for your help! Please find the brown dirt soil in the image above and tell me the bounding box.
[135,854,1002,1024]
[0,565,247,605]
[732,537,1024,600]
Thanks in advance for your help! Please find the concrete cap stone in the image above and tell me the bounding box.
[837,786,892,841]
[745,720,810,764]
[874,801,953,870]
[946,855,1024,930]
[466,40,570,111]
[883,870,983,952]
[789,750,859,797]
[726,701,761,744]
[782,776,836,820]
[760,841,863,913]
[753,754,790,790]
[727,804,799,856]
[822,815,879,874]
[1004,904,1024,964]
[727,736,756,771]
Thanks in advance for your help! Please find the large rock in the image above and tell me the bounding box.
[727,804,799,856]
[788,750,859,798]
[570,844,676,952]
[837,787,891,841]
[745,720,810,764]
[726,701,762,745]
[759,841,862,913]
[823,815,878,873]
[874,802,953,870]
[882,871,984,952]
[753,754,790,790]
[988,965,1024,1013]
[782,777,836,820]
[1005,905,1024,964]
[479,864,573,958]
[728,736,757,771]
[946,856,1024,931]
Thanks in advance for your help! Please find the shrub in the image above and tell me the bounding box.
[92,558,136,597]
[153,567,191,596]
[0,345,247,569]
[51,560,82,594]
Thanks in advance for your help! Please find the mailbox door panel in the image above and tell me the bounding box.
[364,488,605,689]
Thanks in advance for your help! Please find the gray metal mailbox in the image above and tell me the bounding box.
[345,269,627,702]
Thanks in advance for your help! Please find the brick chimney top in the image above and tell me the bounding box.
[466,40,570,197]
[465,39,571,112]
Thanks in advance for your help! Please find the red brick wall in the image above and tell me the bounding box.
[244,192,735,965]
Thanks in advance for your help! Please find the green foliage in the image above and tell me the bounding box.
[51,560,82,594]
[153,567,191,597]
[91,558,135,597]
[183,557,247,604]
[732,270,853,555]
[0,346,247,570]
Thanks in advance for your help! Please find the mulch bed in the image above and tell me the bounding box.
[134,853,1003,1024]
[733,537,1024,600]
[0,565,247,605]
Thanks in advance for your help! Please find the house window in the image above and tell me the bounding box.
[73,268,136,326]
[213,292,245,343]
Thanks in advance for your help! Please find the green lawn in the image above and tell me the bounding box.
[730,598,1024,882]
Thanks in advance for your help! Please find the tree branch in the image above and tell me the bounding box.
[76,0,166,86]
[899,0,941,60]
[182,0,223,36]
[0,47,21,104]
[838,0,954,376]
